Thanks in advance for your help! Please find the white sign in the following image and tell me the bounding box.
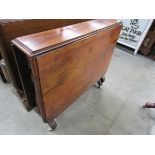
[118,19,153,55]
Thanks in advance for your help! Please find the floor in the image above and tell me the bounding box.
[0,47,155,135]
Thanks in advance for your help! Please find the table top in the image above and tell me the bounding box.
[12,19,121,56]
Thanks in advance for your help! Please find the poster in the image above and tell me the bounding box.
[118,19,150,47]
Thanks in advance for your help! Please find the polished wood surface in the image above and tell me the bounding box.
[0,19,89,91]
[12,20,122,127]
[37,26,121,121]
[13,20,118,55]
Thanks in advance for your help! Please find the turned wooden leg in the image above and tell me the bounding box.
[97,76,105,88]
[143,102,155,108]
[48,119,57,131]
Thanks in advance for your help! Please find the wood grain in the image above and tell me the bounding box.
[36,25,121,121]
[14,20,118,55]
[12,19,122,124]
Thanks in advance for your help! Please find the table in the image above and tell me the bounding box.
[12,19,122,130]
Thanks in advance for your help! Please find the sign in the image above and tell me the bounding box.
[118,19,153,55]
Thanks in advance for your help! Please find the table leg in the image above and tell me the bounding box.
[97,76,105,88]
[48,119,57,131]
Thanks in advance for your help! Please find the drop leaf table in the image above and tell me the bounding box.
[12,19,122,130]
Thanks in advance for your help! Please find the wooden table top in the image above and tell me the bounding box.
[12,19,121,56]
